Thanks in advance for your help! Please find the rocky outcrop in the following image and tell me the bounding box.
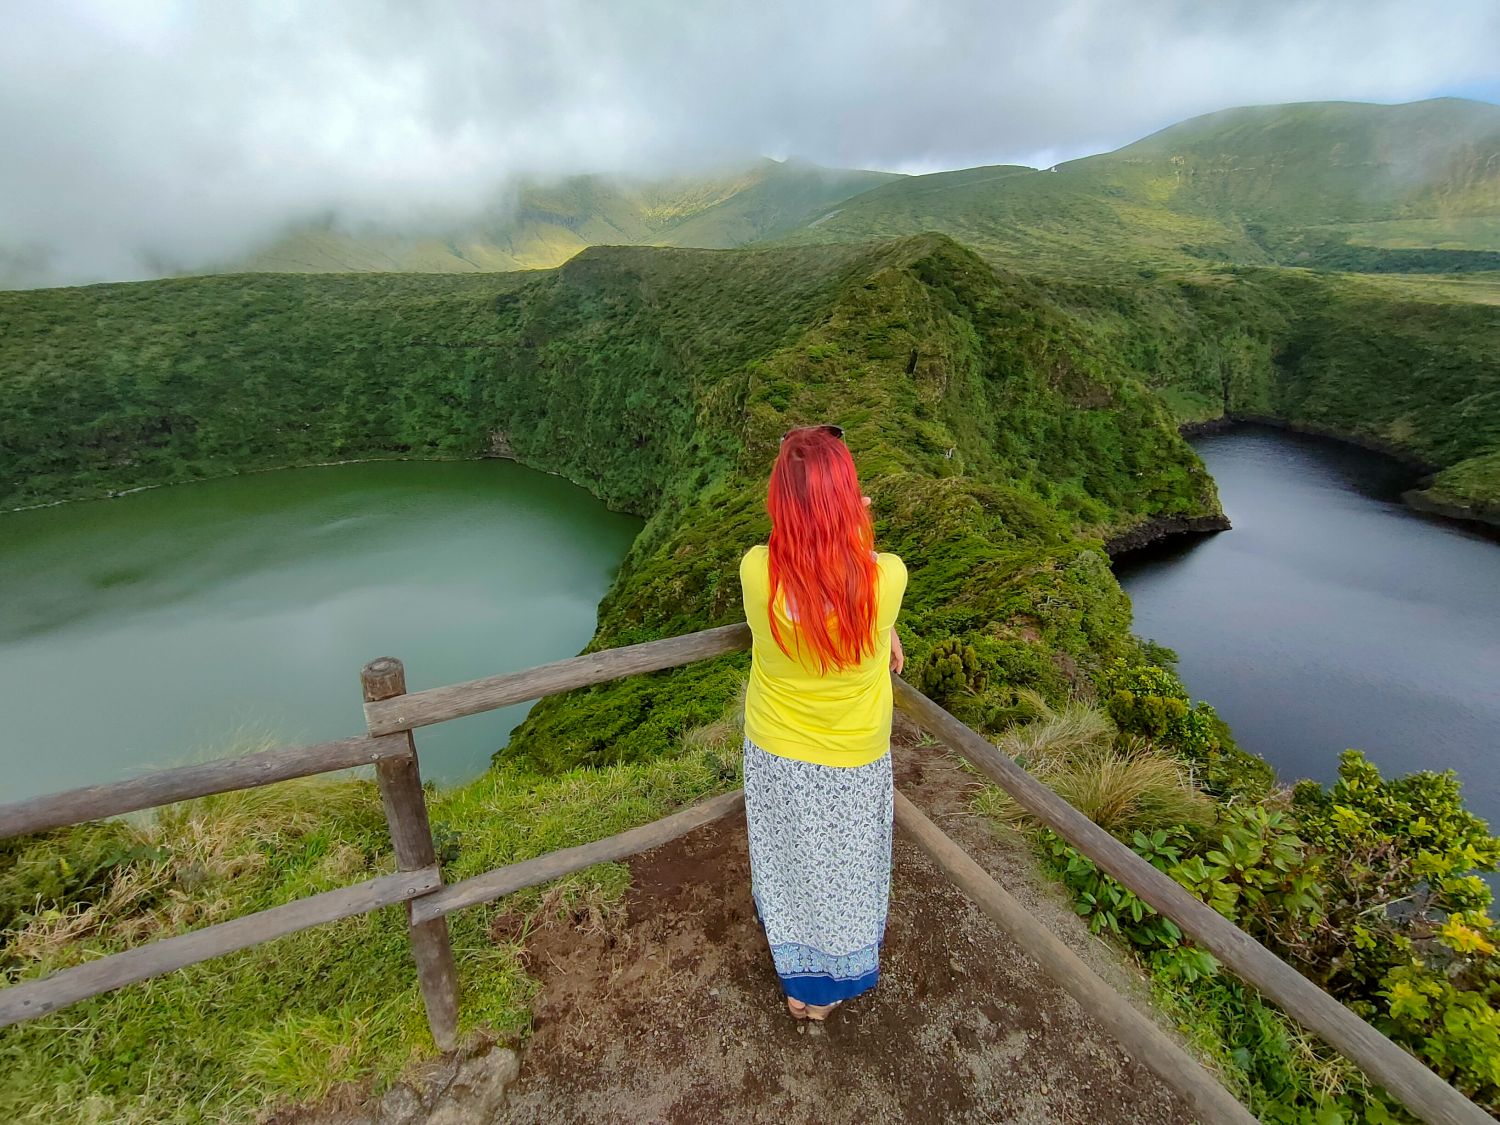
[1103,514,1231,557]
[1403,489,1500,533]
[284,1044,520,1125]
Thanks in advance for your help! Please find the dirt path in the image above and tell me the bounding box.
[495,733,1202,1124]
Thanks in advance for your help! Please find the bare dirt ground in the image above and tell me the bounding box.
[493,728,1202,1125]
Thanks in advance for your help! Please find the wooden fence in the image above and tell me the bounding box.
[0,623,1490,1125]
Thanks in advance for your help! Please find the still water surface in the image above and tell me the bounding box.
[1116,426,1500,830]
[0,461,640,802]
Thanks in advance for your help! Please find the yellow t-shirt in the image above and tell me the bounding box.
[740,545,907,768]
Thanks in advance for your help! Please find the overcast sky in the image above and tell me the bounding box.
[3,0,1498,286]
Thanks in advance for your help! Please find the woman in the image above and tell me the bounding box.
[739,424,907,1021]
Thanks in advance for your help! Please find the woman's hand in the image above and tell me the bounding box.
[889,628,905,675]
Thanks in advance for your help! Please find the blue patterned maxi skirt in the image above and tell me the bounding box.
[742,736,894,1006]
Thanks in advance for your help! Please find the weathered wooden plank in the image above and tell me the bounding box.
[364,623,753,735]
[0,867,439,1028]
[0,734,411,841]
[363,657,460,1052]
[411,789,746,925]
[894,790,1256,1124]
[892,677,1492,1125]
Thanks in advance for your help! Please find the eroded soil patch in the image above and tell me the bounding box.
[497,740,1199,1124]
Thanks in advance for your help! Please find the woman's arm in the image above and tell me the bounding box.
[889,627,904,674]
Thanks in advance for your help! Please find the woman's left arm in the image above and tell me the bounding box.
[889,627,904,675]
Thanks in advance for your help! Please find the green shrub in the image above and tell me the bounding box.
[1102,658,1274,797]
[916,637,985,702]
[1034,749,1500,1117]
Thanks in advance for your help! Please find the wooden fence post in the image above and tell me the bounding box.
[362,657,460,1051]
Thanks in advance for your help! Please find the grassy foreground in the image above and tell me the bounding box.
[0,736,742,1122]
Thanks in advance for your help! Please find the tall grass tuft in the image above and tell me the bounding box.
[978,692,1213,836]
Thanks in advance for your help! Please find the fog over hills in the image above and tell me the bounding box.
[233,159,899,276]
[7,97,1494,289]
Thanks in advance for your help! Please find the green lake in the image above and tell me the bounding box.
[0,461,641,803]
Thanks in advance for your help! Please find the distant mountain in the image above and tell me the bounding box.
[233,159,901,276]
[783,98,1500,273]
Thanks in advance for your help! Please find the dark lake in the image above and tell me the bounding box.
[0,461,640,803]
[1115,425,1500,832]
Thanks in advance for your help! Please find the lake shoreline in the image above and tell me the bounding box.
[1178,415,1499,538]
[0,450,643,520]
[0,459,642,801]
[1115,425,1500,837]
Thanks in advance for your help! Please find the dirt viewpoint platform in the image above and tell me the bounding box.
[496,739,1201,1124]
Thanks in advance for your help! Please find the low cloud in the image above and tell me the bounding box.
[2,0,1497,285]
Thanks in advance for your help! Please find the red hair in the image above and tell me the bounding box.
[766,426,879,673]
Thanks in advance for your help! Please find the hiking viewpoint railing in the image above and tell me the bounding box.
[0,624,1489,1125]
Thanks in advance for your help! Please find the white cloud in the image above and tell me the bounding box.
[1,0,1496,285]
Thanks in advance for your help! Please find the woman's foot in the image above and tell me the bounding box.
[786,997,841,1021]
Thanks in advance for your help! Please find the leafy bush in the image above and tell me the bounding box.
[1292,752,1500,1110]
[1289,751,1500,991]
[1032,749,1500,1117]
[1103,658,1274,797]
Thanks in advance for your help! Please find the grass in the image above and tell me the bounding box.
[1419,450,1500,520]
[1148,972,1371,1120]
[0,735,743,1124]
[974,693,1213,837]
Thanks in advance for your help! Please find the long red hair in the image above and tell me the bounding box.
[766,426,879,673]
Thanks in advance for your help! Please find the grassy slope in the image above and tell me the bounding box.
[789,98,1500,274]
[0,746,744,1123]
[235,161,900,276]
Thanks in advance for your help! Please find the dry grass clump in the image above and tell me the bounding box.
[4,770,383,968]
[980,690,1213,836]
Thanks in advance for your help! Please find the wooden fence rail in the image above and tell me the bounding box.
[0,867,440,1027]
[0,734,410,840]
[890,679,1491,1125]
[893,792,1257,1125]
[0,623,1490,1125]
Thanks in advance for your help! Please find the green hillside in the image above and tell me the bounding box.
[236,160,899,275]
[766,101,1500,520]
[786,98,1500,274]
[0,234,1228,755]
